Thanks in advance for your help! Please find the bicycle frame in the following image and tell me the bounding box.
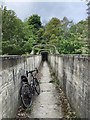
[20,68,40,108]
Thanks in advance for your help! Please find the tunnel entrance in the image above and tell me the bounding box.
[41,51,48,61]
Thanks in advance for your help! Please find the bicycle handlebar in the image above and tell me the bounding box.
[26,68,38,77]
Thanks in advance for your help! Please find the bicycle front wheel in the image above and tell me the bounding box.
[21,84,32,108]
[34,78,40,95]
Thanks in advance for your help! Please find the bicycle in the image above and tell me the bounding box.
[20,68,40,108]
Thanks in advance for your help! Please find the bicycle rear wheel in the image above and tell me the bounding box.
[21,83,32,108]
[34,78,40,95]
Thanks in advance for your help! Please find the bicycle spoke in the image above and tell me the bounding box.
[21,84,32,108]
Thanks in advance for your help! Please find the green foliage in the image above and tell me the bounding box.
[2,7,41,55]
[28,14,41,31]
[58,38,83,54]
[2,7,25,55]
[0,8,2,55]
[43,17,61,42]
[36,27,45,43]
[2,6,88,55]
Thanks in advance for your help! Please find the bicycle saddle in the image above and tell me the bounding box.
[21,75,28,82]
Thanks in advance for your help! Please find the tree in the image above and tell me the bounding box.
[2,6,26,54]
[27,14,42,47]
[28,14,41,31]
[2,6,88,55]
[0,7,2,55]
[43,17,61,42]
[36,27,45,43]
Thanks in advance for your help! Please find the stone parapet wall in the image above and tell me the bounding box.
[0,55,41,119]
[48,55,90,118]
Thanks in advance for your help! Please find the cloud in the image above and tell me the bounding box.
[4,2,87,23]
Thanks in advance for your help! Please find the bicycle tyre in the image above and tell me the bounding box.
[21,83,32,108]
[34,78,40,95]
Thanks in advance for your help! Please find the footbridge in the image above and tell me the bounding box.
[0,51,90,119]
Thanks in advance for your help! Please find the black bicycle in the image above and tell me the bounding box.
[20,68,40,108]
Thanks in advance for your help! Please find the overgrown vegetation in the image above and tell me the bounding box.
[1,6,89,55]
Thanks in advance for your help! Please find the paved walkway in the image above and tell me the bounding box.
[29,62,63,118]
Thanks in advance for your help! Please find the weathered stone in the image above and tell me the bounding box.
[48,55,90,119]
[1,55,41,119]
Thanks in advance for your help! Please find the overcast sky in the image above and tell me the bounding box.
[4,1,88,24]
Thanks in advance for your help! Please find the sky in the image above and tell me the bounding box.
[3,0,88,24]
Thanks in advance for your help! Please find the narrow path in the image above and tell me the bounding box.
[29,61,63,118]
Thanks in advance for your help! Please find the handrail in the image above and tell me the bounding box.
[31,44,59,54]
